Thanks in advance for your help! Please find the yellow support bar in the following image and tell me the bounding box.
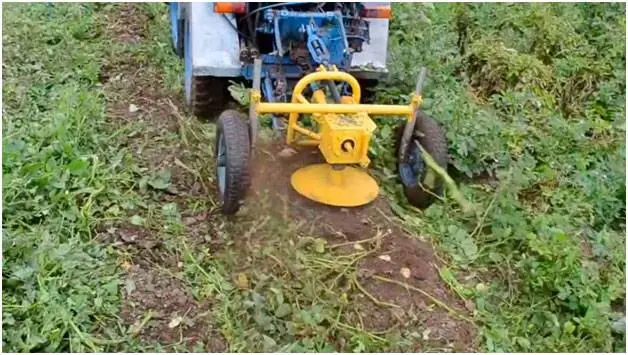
[247,64,424,145]
[291,124,322,140]
[294,94,309,104]
[257,102,414,116]
[292,70,361,104]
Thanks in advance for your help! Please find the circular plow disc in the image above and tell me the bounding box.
[291,164,379,207]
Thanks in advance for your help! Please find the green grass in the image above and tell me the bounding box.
[371,2,626,352]
[2,3,140,352]
[2,2,626,353]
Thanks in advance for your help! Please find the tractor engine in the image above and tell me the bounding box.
[233,2,375,70]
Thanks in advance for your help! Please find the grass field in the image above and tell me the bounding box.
[2,2,626,353]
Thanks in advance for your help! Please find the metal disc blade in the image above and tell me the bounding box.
[291,164,379,207]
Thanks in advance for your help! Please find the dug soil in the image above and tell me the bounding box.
[100,3,476,352]
[249,143,476,351]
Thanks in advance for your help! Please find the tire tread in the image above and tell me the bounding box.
[399,110,449,209]
[216,110,250,214]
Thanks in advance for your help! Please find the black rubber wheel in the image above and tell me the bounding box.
[396,110,449,209]
[215,110,251,214]
[183,19,226,119]
[189,77,226,119]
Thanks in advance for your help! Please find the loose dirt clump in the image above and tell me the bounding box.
[97,222,161,251]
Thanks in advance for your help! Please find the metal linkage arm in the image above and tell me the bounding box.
[249,58,262,146]
[398,66,428,162]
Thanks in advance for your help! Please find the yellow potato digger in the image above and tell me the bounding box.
[170,2,449,214]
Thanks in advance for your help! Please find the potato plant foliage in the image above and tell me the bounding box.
[2,2,626,353]
[371,3,625,352]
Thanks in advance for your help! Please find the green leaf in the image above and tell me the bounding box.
[380,125,392,139]
[103,279,119,296]
[563,320,576,334]
[130,215,145,226]
[262,335,277,352]
[3,312,16,326]
[149,169,171,190]
[515,337,530,349]
[67,159,88,175]
[460,237,478,260]
[253,312,273,331]
[161,202,178,216]
[270,287,284,305]
[275,303,292,318]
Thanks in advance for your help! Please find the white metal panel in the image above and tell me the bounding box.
[189,2,241,77]
[350,19,389,72]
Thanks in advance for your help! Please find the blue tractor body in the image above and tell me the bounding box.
[168,2,390,117]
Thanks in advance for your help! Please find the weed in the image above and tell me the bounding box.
[2,3,142,352]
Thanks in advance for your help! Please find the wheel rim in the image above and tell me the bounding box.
[399,139,424,187]
[216,133,227,197]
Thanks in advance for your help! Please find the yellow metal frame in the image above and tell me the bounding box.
[249,65,423,149]
[246,62,428,207]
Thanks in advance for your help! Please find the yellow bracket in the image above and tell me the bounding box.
[247,63,429,208]
[249,65,423,167]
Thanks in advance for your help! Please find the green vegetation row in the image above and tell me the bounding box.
[370,3,625,352]
[2,4,135,351]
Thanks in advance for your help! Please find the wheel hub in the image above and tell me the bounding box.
[399,139,424,187]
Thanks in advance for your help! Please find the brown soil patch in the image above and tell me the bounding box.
[101,5,210,200]
[120,262,226,351]
[248,141,477,351]
[100,3,226,351]
[106,2,147,44]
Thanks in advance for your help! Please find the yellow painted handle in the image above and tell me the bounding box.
[286,68,362,144]
[291,70,361,104]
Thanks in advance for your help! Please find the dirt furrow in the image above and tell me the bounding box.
[98,3,476,352]
[99,3,227,351]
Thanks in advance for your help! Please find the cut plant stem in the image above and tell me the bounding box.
[371,274,475,324]
[417,141,473,214]
[353,277,401,309]
[335,322,387,342]
[329,230,388,250]
[68,320,98,352]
